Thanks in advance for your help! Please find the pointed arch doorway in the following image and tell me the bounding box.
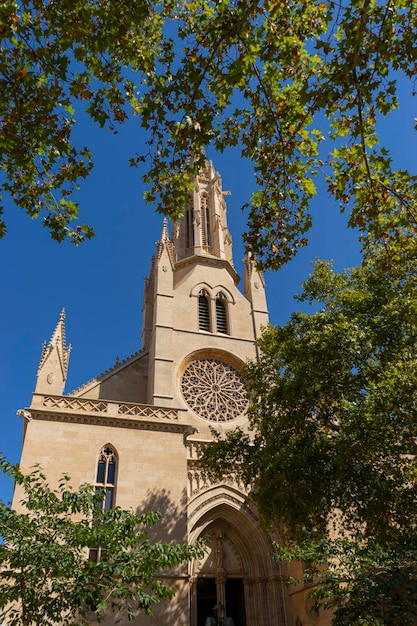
[188,490,293,626]
[194,529,247,626]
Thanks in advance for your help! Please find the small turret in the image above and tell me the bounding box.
[35,309,71,395]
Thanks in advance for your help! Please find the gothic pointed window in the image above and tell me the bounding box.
[89,445,118,562]
[95,444,117,510]
[198,291,211,332]
[216,294,228,334]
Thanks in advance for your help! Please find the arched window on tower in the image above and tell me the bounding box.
[216,294,228,334]
[198,291,211,332]
[200,193,211,248]
[89,444,118,562]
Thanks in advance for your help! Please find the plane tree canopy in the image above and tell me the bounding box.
[200,243,417,624]
[1,0,416,267]
[0,457,205,626]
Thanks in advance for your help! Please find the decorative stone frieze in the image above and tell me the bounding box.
[32,394,179,420]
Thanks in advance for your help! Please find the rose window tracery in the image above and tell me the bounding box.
[181,358,248,421]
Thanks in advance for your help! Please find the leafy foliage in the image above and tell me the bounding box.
[0,0,164,243]
[0,456,205,626]
[142,0,417,267]
[201,247,417,623]
[275,536,417,625]
[1,1,416,267]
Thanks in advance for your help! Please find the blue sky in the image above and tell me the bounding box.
[0,81,415,507]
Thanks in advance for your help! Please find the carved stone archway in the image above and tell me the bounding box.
[188,486,294,626]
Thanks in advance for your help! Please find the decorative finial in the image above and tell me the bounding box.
[161,218,169,243]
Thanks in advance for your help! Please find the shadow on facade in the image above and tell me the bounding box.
[133,488,192,625]
[138,487,188,544]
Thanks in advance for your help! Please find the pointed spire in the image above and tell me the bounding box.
[155,218,175,266]
[35,309,71,395]
[243,252,265,294]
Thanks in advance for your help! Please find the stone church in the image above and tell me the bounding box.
[14,159,327,626]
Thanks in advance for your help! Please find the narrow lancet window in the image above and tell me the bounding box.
[89,445,118,562]
[200,193,211,247]
[198,291,211,332]
[216,294,228,334]
[95,444,117,511]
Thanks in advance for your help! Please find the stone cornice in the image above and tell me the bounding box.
[27,394,190,434]
[175,255,240,285]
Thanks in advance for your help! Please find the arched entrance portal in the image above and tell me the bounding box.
[193,529,247,626]
[188,486,293,626]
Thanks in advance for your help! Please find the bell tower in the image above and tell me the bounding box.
[141,158,268,426]
[15,157,297,626]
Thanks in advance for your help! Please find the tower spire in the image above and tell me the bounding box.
[171,159,233,266]
[35,309,71,395]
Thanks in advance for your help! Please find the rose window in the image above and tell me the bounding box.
[181,358,248,421]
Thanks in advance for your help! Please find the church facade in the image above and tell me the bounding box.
[14,160,327,626]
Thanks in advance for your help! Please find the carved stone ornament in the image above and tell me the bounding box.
[181,358,248,421]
